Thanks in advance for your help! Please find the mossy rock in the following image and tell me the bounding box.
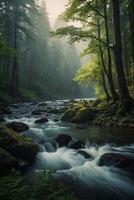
[0,126,39,163]
[6,121,29,132]
[61,109,76,122]
[0,148,16,176]
[71,107,95,123]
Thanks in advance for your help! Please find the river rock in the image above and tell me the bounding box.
[38,102,47,107]
[31,110,42,115]
[0,126,39,163]
[69,140,85,149]
[0,117,6,122]
[0,148,16,176]
[6,121,29,132]
[53,118,59,122]
[98,153,134,169]
[55,134,72,147]
[77,150,92,159]
[0,103,12,115]
[71,107,95,123]
[34,117,49,124]
[61,109,76,122]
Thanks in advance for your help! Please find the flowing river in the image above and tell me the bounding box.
[5,100,134,200]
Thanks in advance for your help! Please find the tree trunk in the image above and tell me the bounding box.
[129,0,134,64]
[112,0,131,103]
[11,3,18,100]
[103,0,118,101]
[101,69,111,101]
[96,5,111,100]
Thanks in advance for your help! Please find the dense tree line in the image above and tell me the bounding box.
[0,0,90,102]
[53,0,134,113]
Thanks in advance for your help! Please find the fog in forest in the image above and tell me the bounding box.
[0,0,94,102]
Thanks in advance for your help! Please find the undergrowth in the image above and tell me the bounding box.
[0,170,76,200]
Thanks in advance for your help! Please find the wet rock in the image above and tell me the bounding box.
[0,104,12,115]
[61,109,76,122]
[0,126,39,163]
[48,108,65,114]
[71,107,95,123]
[31,110,42,115]
[53,118,59,122]
[55,134,72,147]
[6,121,29,132]
[0,148,16,176]
[38,102,47,107]
[77,150,92,159]
[69,140,85,149]
[0,117,6,122]
[34,117,49,124]
[98,153,134,169]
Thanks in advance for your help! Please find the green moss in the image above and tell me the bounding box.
[0,171,76,200]
[61,109,76,122]
[0,148,16,176]
[72,107,95,123]
[0,126,39,162]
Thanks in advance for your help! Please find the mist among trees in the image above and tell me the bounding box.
[0,0,93,102]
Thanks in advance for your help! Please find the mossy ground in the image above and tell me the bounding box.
[0,170,76,200]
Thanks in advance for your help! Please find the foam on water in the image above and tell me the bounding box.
[5,101,134,200]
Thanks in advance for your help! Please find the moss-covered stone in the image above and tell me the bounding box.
[0,126,39,163]
[61,109,76,122]
[71,107,95,123]
[6,121,29,132]
[0,148,16,176]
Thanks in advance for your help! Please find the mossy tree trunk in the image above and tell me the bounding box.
[112,0,131,108]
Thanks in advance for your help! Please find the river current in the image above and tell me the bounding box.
[5,100,134,200]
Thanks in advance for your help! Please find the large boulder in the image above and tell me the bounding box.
[0,148,16,176]
[69,140,85,149]
[55,134,72,147]
[34,117,49,124]
[0,126,39,163]
[71,107,95,123]
[61,109,76,122]
[6,121,29,132]
[77,150,92,159]
[98,153,134,169]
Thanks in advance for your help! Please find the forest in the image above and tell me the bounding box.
[0,0,134,200]
[0,0,92,102]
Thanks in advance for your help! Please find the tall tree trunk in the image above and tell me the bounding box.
[96,4,111,100]
[101,68,111,101]
[103,0,118,101]
[129,0,134,64]
[11,3,18,100]
[112,0,131,103]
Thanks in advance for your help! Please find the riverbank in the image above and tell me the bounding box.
[61,99,134,129]
[0,99,134,200]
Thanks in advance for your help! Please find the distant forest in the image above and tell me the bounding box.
[0,0,93,102]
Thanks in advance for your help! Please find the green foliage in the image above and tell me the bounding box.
[74,55,100,85]
[0,170,76,200]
